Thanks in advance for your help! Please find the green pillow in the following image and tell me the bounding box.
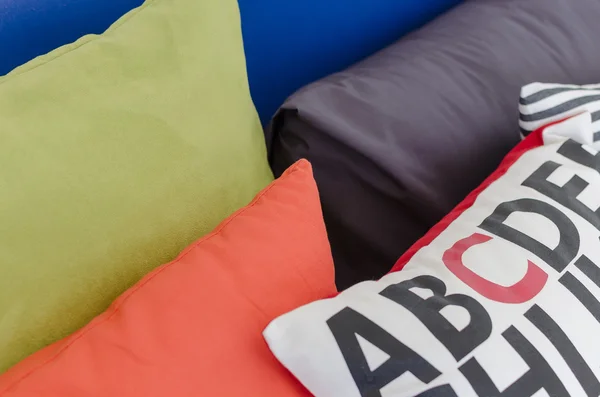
[0,0,273,372]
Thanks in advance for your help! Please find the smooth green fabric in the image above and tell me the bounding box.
[0,0,273,373]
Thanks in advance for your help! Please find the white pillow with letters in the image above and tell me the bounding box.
[264,113,600,397]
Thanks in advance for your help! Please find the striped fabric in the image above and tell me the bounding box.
[519,82,600,141]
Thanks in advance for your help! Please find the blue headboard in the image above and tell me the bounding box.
[0,0,461,123]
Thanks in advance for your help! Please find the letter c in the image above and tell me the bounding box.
[443,233,548,304]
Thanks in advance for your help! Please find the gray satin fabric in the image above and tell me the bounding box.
[267,0,600,289]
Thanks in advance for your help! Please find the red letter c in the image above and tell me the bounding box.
[442,233,548,304]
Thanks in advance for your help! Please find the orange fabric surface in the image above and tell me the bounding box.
[0,159,335,397]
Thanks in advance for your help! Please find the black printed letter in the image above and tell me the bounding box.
[525,304,600,396]
[327,307,440,397]
[560,255,600,324]
[480,198,579,273]
[416,384,458,397]
[460,326,568,396]
[379,275,492,361]
[523,161,600,231]
[558,139,600,175]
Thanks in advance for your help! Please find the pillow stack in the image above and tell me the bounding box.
[0,160,336,397]
[264,113,600,397]
[267,0,600,289]
[0,0,340,394]
[4,0,600,395]
[0,0,276,373]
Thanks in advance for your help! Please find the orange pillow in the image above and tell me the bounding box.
[0,160,336,397]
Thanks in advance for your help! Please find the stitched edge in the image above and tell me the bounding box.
[0,163,303,395]
[0,0,157,84]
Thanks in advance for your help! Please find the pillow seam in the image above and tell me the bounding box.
[0,0,159,84]
[0,165,302,395]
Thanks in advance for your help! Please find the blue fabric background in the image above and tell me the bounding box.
[0,0,461,123]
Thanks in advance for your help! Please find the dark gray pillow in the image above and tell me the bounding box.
[267,0,600,289]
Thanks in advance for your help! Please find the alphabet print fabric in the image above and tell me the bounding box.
[263,112,600,397]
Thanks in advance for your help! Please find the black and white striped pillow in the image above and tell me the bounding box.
[519,82,600,141]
